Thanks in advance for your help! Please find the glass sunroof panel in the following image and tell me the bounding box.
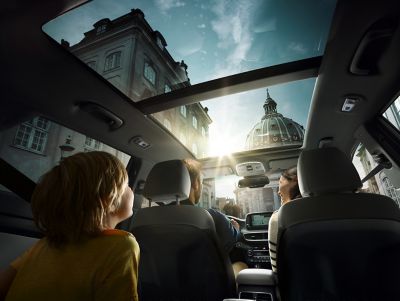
[43,0,336,103]
[155,78,315,158]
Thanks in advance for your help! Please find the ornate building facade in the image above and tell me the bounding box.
[236,90,305,214]
[0,8,211,187]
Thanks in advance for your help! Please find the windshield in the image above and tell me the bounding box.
[199,174,276,218]
[43,0,336,158]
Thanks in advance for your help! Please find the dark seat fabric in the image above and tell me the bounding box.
[277,148,400,300]
[131,160,236,300]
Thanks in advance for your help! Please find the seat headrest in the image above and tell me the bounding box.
[143,160,191,202]
[298,147,362,197]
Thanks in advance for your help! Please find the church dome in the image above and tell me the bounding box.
[245,89,304,150]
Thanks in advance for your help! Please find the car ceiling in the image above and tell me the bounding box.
[1,0,400,172]
[305,0,400,155]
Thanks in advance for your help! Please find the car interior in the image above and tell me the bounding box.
[2,0,400,300]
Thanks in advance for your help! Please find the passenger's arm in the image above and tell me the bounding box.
[0,266,16,301]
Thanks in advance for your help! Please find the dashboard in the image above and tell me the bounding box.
[230,211,273,268]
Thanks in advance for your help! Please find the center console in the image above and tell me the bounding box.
[241,212,272,268]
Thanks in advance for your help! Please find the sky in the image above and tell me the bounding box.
[44,0,336,157]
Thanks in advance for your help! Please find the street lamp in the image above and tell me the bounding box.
[59,135,75,161]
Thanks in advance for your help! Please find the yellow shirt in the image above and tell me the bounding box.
[6,229,140,301]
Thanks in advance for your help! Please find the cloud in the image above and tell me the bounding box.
[288,42,307,54]
[253,18,276,33]
[197,23,206,29]
[176,32,204,56]
[210,0,254,78]
[155,0,185,14]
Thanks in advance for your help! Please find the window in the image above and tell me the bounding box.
[180,106,187,118]
[383,95,400,131]
[13,117,50,154]
[104,51,121,71]
[353,144,400,205]
[192,116,197,129]
[87,61,96,70]
[4,115,131,184]
[96,24,107,35]
[164,83,171,93]
[201,126,206,137]
[163,119,172,131]
[84,136,102,151]
[144,61,156,85]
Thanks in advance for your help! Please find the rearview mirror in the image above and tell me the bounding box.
[238,176,270,188]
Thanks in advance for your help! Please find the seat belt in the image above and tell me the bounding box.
[361,154,392,183]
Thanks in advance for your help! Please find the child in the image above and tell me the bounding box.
[0,151,140,301]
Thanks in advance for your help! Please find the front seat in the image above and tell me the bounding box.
[276,147,400,300]
[131,160,236,301]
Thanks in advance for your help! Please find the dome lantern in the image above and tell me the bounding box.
[263,88,277,116]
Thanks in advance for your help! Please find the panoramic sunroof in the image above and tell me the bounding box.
[43,0,336,98]
[43,0,336,158]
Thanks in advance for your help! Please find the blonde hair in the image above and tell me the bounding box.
[31,151,128,247]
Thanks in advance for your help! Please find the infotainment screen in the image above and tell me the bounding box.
[246,212,273,230]
[252,214,269,226]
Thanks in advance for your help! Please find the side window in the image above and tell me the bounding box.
[383,95,400,130]
[84,136,102,152]
[352,144,400,206]
[104,51,121,71]
[2,115,131,183]
[13,117,50,154]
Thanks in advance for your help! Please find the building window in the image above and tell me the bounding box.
[201,126,206,137]
[84,136,102,151]
[163,119,172,131]
[164,83,172,93]
[104,51,121,71]
[13,117,50,154]
[87,61,96,70]
[192,116,198,129]
[180,106,187,118]
[192,143,198,156]
[144,61,156,85]
[96,24,107,35]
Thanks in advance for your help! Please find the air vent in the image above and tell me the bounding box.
[240,292,273,301]
[244,232,268,241]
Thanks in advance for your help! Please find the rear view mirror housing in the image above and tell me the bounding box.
[238,176,270,188]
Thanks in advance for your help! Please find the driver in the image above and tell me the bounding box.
[182,159,247,276]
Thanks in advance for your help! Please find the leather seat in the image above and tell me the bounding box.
[131,160,236,300]
[276,147,400,300]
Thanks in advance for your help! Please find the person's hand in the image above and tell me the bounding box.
[230,219,240,231]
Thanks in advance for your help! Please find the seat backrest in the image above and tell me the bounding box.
[277,147,400,300]
[131,160,236,300]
